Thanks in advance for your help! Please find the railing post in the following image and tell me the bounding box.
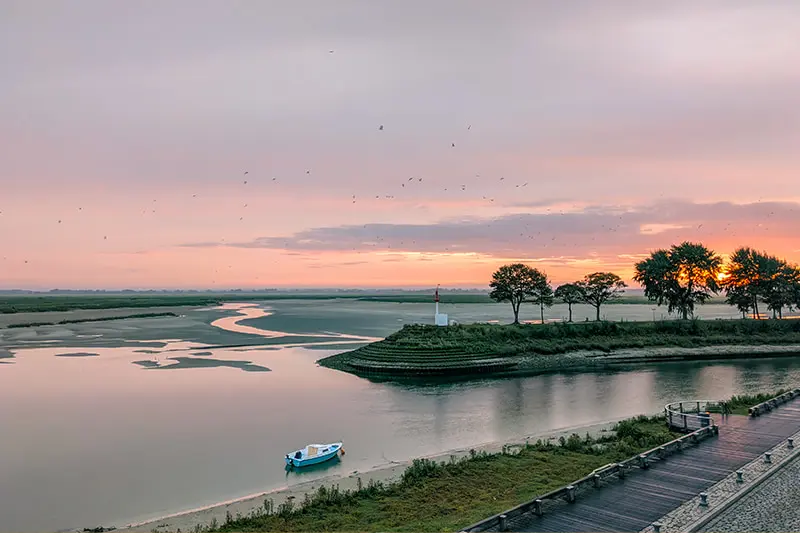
[765,452,772,464]
[659,446,667,459]
[617,463,626,479]
[789,438,794,449]
[699,492,708,507]
[683,414,688,431]
[533,499,543,516]
[639,454,649,469]
[696,401,700,413]
[593,474,601,488]
[566,485,576,503]
[736,470,743,483]
[498,514,508,532]
[653,522,663,533]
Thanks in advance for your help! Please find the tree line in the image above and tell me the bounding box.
[489,242,800,324]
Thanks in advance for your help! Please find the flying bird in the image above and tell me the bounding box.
[379,125,384,131]
[244,171,248,175]
[451,143,456,147]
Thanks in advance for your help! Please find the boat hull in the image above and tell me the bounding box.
[285,442,342,468]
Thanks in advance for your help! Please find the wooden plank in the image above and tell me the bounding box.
[482,400,800,532]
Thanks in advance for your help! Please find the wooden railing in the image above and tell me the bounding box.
[748,388,800,417]
[460,424,718,532]
[664,400,720,432]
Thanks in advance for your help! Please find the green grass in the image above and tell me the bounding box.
[320,319,800,377]
[724,390,791,415]
[205,416,677,533]
[0,293,489,313]
[0,293,678,314]
[5,312,178,328]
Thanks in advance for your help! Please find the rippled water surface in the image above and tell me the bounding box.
[0,300,798,531]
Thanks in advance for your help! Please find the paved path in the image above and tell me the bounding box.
[700,452,800,533]
[491,402,800,532]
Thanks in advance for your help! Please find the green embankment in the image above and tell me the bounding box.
[319,320,800,377]
[208,416,676,532]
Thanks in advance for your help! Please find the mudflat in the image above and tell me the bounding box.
[0,306,196,328]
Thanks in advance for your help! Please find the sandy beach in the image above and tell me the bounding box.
[113,417,642,533]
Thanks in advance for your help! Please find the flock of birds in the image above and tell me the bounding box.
[2,114,792,276]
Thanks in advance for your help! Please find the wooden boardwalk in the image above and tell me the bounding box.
[492,402,800,533]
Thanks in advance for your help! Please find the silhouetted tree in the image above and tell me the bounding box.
[764,261,800,319]
[489,263,545,324]
[722,248,800,319]
[633,242,722,320]
[554,283,583,322]
[528,271,554,324]
[576,272,627,321]
[723,247,764,318]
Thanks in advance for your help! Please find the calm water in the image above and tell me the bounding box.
[0,300,798,532]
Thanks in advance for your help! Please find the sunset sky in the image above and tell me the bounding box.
[2,1,799,289]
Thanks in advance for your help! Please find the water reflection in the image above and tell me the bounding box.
[3,342,800,531]
[284,455,344,478]
[55,352,99,357]
[493,379,525,433]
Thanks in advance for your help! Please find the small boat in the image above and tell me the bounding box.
[285,442,344,468]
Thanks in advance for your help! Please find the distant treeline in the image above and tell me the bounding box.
[490,242,800,323]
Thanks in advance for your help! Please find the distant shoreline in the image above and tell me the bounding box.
[0,292,714,315]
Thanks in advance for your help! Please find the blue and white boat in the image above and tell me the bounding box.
[285,442,343,468]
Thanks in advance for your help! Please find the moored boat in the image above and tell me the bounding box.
[285,442,344,468]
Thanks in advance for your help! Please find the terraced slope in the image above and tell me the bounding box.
[319,327,520,376]
[317,321,800,379]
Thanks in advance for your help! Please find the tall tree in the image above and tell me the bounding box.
[528,271,554,324]
[633,242,722,320]
[489,263,544,324]
[576,272,627,321]
[723,247,764,318]
[721,248,798,319]
[554,283,583,322]
[764,261,800,319]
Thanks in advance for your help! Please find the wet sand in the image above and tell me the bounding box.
[115,418,633,533]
